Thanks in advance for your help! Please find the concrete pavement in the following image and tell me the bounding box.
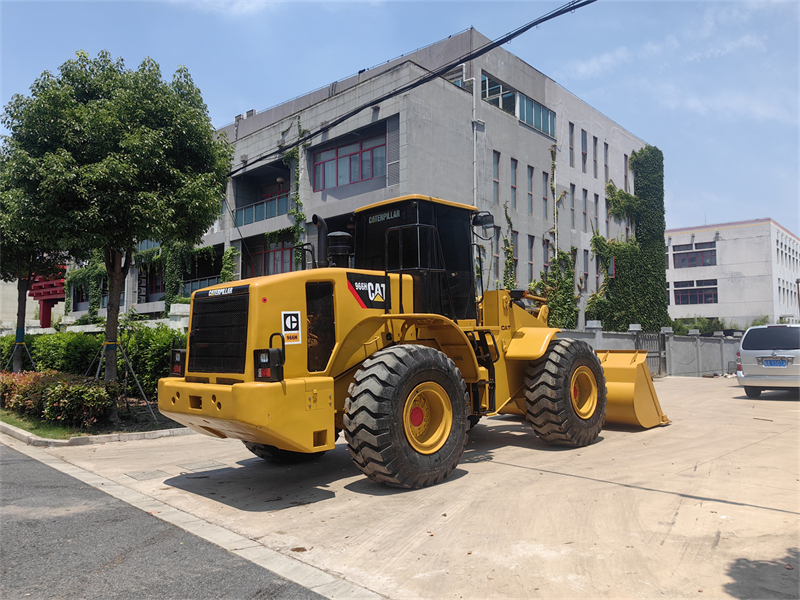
[2,377,798,599]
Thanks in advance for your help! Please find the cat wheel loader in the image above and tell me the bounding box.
[159,195,668,489]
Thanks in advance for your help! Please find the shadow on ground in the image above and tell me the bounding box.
[724,547,799,599]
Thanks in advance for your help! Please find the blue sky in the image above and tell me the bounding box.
[2,0,798,234]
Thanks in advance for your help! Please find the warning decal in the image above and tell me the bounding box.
[346,273,389,310]
[281,311,302,344]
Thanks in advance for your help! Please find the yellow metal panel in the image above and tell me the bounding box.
[597,350,670,428]
[505,327,560,361]
[354,194,477,214]
[158,377,336,452]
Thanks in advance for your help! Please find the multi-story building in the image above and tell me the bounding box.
[70,28,647,328]
[665,219,800,327]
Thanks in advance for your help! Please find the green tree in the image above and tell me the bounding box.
[0,161,68,372]
[1,50,233,382]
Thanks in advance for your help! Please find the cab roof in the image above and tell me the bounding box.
[354,194,477,214]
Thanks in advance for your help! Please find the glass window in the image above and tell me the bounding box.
[373,145,386,178]
[362,150,372,180]
[350,154,359,182]
[324,161,336,190]
[338,142,360,156]
[313,135,386,191]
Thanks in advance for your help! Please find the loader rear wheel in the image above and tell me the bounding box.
[242,441,324,463]
[524,338,607,447]
[343,345,469,489]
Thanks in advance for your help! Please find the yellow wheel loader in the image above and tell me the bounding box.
[158,195,668,489]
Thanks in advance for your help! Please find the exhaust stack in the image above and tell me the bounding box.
[312,214,329,268]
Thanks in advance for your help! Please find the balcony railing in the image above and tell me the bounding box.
[235,192,290,227]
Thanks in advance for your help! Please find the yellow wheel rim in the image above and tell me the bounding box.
[403,381,453,454]
[570,366,598,420]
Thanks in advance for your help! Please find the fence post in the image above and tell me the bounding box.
[689,329,701,376]
[660,327,673,375]
[586,320,603,350]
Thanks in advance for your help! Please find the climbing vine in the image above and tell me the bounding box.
[219,246,240,283]
[527,144,577,328]
[501,203,517,290]
[586,145,670,332]
[281,115,309,268]
[64,251,105,319]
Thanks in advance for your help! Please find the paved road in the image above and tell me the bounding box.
[0,443,325,600]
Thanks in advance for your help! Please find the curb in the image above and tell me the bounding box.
[0,420,195,447]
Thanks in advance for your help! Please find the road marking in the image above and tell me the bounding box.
[0,434,384,600]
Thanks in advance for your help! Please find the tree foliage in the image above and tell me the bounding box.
[586,145,670,332]
[1,50,233,381]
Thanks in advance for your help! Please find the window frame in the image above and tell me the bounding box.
[581,129,588,174]
[569,123,575,167]
[510,158,517,210]
[312,135,386,192]
[493,151,501,205]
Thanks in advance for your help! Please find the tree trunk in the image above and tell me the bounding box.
[13,273,30,373]
[103,248,131,383]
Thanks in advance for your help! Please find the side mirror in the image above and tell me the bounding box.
[472,212,494,229]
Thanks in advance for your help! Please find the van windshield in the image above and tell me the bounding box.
[741,327,800,351]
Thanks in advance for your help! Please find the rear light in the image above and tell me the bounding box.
[736,351,742,372]
[254,333,285,383]
[170,349,187,377]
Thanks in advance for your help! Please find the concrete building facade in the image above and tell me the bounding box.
[68,28,647,327]
[665,219,800,327]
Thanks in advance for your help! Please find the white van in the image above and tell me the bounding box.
[736,324,800,398]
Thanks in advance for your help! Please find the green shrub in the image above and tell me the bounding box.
[31,332,103,375]
[1,370,69,417]
[43,381,113,429]
[121,324,186,400]
[0,334,38,371]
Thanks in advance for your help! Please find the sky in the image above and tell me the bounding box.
[1,0,798,235]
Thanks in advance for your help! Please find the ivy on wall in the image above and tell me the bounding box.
[64,251,105,319]
[501,203,517,291]
[219,246,240,284]
[282,115,309,268]
[586,145,670,332]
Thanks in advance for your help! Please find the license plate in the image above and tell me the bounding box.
[763,359,787,368]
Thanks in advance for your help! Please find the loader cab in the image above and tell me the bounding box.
[353,195,478,321]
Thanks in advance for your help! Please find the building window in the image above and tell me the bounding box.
[313,135,386,191]
[493,227,501,282]
[666,282,670,305]
[594,194,599,233]
[481,74,516,115]
[527,166,534,215]
[583,249,589,289]
[246,241,294,278]
[673,249,717,268]
[137,240,160,252]
[528,235,535,284]
[519,93,556,137]
[512,230,519,282]
[605,201,610,237]
[695,241,716,249]
[582,189,588,232]
[624,153,629,192]
[150,268,165,295]
[570,184,576,229]
[542,172,549,220]
[604,143,609,183]
[581,129,588,174]
[674,279,718,305]
[492,151,500,205]
[569,123,575,167]
[593,136,598,179]
[510,158,517,210]
[543,239,551,276]
[596,255,601,291]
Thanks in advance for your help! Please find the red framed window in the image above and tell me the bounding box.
[673,249,716,269]
[510,158,517,210]
[150,269,165,294]
[246,242,294,278]
[313,135,386,192]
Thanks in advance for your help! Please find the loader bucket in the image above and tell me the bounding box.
[596,350,670,429]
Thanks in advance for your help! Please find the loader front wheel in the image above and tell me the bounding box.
[524,338,607,447]
[242,441,324,463]
[344,345,469,489]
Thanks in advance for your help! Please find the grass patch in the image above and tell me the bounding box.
[0,408,84,439]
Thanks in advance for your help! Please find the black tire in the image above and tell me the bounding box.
[744,387,762,399]
[524,338,607,447]
[242,441,325,463]
[344,345,469,489]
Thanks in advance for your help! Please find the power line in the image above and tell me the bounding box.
[226,0,598,178]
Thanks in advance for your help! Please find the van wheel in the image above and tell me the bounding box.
[344,345,469,489]
[744,387,762,399]
[524,338,607,447]
[242,441,324,463]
